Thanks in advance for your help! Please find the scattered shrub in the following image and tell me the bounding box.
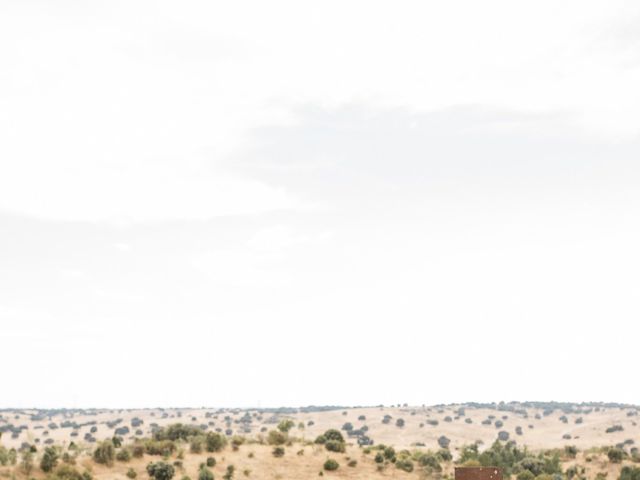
[223,465,235,480]
[608,448,626,463]
[277,420,295,433]
[564,446,578,458]
[323,459,339,471]
[418,453,442,472]
[205,432,227,452]
[198,466,214,480]
[325,440,345,453]
[438,436,451,448]
[117,448,131,462]
[266,430,286,446]
[40,446,59,472]
[620,466,640,480]
[396,458,414,472]
[155,424,203,442]
[147,462,175,480]
[438,449,453,462]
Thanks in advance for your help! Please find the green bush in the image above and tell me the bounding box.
[117,448,132,462]
[147,462,176,480]
[154,424,203,442]
[323,430,344,443]
[277,420,295,433]
[347,460,357,467]
[438,449,453,462]
[231,436,245,451]
[267,430,286,446]
[205,432,227,453]
[223,465,235,480]
[47,464,86,480]
[93,441,115,466]
[198,466,214,480]
[20,449,35,474]
[126,468,137,479]
[517,471,535,480]
[190,437,204,454]
[323,459,339,471]
[438,436,451,448]
[383,446,396,462]
[620,466,640,480]
[272,447,285,457]
[418,453,442,472]
[608,448,626,463]
[132,444,145,458]
[325,441,345,453]
[564,446,578,458]
[374,453,384,463]
[206,457,216,467]
[144,440,177,457]
[395,459,414,472]
[41,446,60,472]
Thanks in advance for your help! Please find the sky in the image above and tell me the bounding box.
[1,0,640,409]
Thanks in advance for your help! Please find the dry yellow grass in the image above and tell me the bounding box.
[1,404,638,480]
[2,405,637,451]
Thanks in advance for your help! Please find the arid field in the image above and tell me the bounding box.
[1,402,639,480]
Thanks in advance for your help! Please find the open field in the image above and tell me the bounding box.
[1,402,639,480]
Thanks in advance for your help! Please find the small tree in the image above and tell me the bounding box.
[41,446,59,473]
[93,440,115,466]
[20,449,34,475]
[223,465,234,480]
[267,430,286,446]
[147,462,175,480]
[396,459,414,472]
[197,466,214,480]
[325,441,345,453]
[205,433,227,453]
[323,459,339,471]
[608,448,625,463]
[277,420,295,433]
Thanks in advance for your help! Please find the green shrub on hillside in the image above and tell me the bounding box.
[620,466,640,480]
[147,462,175,480]
[154,424,203,442]
[205,432,227,452]
[267,430,286,446]
[198,466,214,480]
[395,459,414,472]
[277,420,295,433]
[608,448,626,463]
[41,446,60,473]
[323,459,339,471]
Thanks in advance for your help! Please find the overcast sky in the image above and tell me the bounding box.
[1,1,640,409]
